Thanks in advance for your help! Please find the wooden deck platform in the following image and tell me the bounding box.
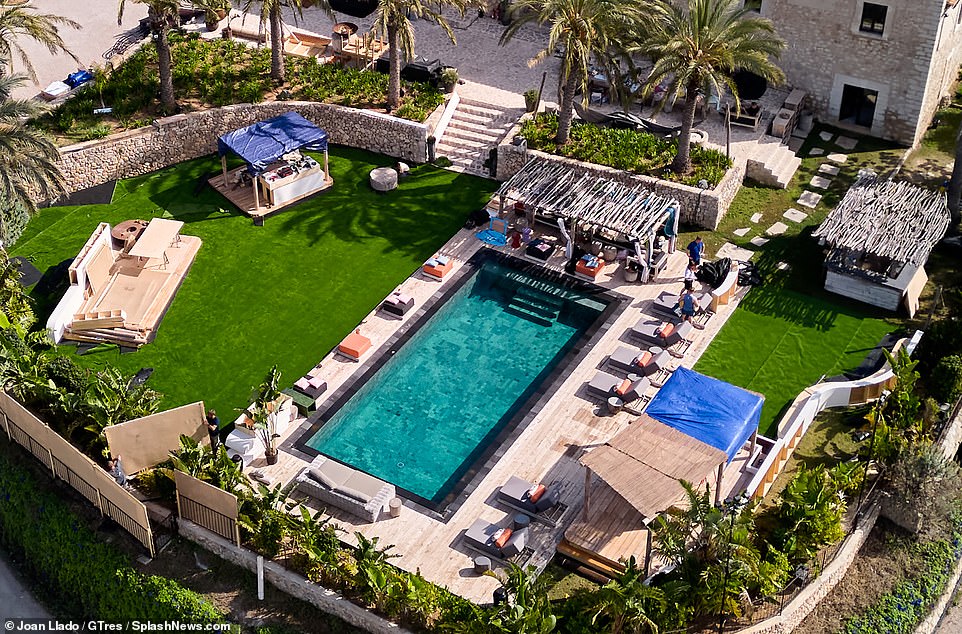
[208,166,334,218]
[248,223,758,602]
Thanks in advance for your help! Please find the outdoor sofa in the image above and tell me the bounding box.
[497,476,563,525]
[294,456,395,523]
[463,518,529,560]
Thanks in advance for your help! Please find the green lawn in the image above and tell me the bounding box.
[14,147,496,419]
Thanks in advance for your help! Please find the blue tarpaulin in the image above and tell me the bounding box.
[217,112,328,174]
[645,367,763,462]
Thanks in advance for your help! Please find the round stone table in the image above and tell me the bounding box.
[607,396,624,415]
[389,497,402,518]
[474,556,492,573]
[370,167,399,192]
[513,513,531,531]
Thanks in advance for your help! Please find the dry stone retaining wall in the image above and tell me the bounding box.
[496,144,742,230]
[56,101,429,197]
[178,519,409,634]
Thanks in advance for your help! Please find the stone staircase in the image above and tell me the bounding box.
[435,98,519,176]
[745,140,802,189]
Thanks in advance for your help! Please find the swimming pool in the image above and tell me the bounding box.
[301,253,614,508]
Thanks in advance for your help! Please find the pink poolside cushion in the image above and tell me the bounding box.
[308,376,326,389]
[385,294,400,305]
[338,330,372,360]
[295,377,311,391]
[394,293,412,304]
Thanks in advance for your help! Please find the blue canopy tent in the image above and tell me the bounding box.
[217,112,330,212]
[646,367,763,463]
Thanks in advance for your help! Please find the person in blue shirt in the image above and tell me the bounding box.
[678,288,699,322]
[687,236,704,265]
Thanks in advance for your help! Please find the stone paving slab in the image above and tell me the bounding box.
[787,137,803,152]
[818,163,840,176]
[733,227,750,237]
[798,190,823,208]
[819,131,834,142]
[828,152,848,163]
[750,236,769,247]
[835,136,858,150]
[766,222,789,236]
[777,261,791,271]
[750,212,763,223]
[809,175,832,189]
[783,208,808,223]
[716,242,755,261]
[809,148,825,156]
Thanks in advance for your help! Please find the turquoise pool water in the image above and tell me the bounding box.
[306,258,608,505]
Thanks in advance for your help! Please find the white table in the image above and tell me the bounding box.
[128,218,184,267]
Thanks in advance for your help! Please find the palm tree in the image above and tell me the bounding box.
[634,0,785,174]
[0,74,66,216]
[369,0,467,111]
[482,562,558,633]
[589,557,665,634]
[500,0,644,145]
[242,0,299,84]
[118,0,180,112]
[0,1,80,82]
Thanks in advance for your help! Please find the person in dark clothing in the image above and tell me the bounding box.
[206,409,220,449]
[678,288,699,322]
[687,236,705,265]
[107,455,127,487]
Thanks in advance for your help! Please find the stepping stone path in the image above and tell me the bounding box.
[750,236,770,247]
[716,242,756,262]
[766,222,789,236]
[819,131,834,141]
[810,148,825,156]
[828,152,848,163]
[733,227,750,237]
[750,212,763,223]
[809,175,832,189]
[783,208,808,223]
[835,136,858,150]
[777,261,791,271]
[798,190,823,208]
[818,163,840,176]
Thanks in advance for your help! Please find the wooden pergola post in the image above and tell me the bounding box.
[715,462,724,505]
[221,155,229,186]
[583,467,591,521]
[323,150,330,183]
[644,527,653,577]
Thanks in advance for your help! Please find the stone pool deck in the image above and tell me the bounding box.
[256,225,754,603]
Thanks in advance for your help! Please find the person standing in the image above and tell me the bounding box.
[687,236,705,265]
[206,409,220,450]
[678,288,699,322]
[684,261,699,291]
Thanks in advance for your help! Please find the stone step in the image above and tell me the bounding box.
[457,100,507,119]
[443,125,503,144]
[448,117,514,136]
[453,109,497,126]
[437,135,490,151]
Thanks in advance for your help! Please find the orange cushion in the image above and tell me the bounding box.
[528,483,547,503]
[659,323,675,339]
[338,331,372,359]
[423,261,453,278]
[615,379,632,396]
[493,528,513,549]
[634,351,653,367]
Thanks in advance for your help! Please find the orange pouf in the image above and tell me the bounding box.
[338,329,372,360]
[576,257,605,278]
[423,256,453,280]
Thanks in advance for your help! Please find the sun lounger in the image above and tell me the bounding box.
[629,318,695,357]
[293,374,327,400]
[423,255,453,280]
[497,476,564,525]
[463,518,529,561]
[337,329,372,361]
[294,456,395,523]
[523,238,556,264]
[606,346,673,385]
[586,370,650,404]
[651,290,713,326]
[381,292,414,317]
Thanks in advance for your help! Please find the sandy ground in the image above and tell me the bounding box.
[9,0,147,100]
[935,577,962,634]
[0,549,51,620]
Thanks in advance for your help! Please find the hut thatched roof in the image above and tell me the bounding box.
[812,173,950,266]
[495,156,679,240]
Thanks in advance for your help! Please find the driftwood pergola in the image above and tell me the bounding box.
[813,173,950,280]
[495,157,680,267]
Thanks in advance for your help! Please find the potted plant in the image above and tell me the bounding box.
[195,0,229,31]
[440,67,458,93]
[523,89,539,113]
[247,365,283,465]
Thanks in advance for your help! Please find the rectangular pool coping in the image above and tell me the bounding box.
[281,246,631,522]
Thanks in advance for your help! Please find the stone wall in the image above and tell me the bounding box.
[735,503,882,634]
[763,0,962,146]
[178,519,409,634]
[56,101,430,196]
[495,145,743,230]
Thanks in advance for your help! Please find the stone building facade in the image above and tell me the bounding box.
[759,0,962,145]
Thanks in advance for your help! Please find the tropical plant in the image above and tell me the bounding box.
[71,366,161,454]
[633,0,786,174]
[500,0,643,145]
[930,354,962,404]
[167,434,250,493]
[118,0,180,112]
[0,248,36,332]
[0,1,79,81]
[0,74,67,216]
[244,364,284,461]
[353,532,401,608]
[240,0,330,84]
[768,465,845,564]
[0,328,54,405]
[369,0,467,110]
[481,562,558,633]
[588,556,666,634]
[238,482,293,558]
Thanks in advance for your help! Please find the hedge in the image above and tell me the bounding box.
[0,448,225,624]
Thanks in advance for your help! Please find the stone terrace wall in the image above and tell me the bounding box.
[496,144,743,230]
[56,101,429,196]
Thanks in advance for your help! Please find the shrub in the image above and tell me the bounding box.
[0,449,224,623]
[46,355,89,393]
[929,354,962,403]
